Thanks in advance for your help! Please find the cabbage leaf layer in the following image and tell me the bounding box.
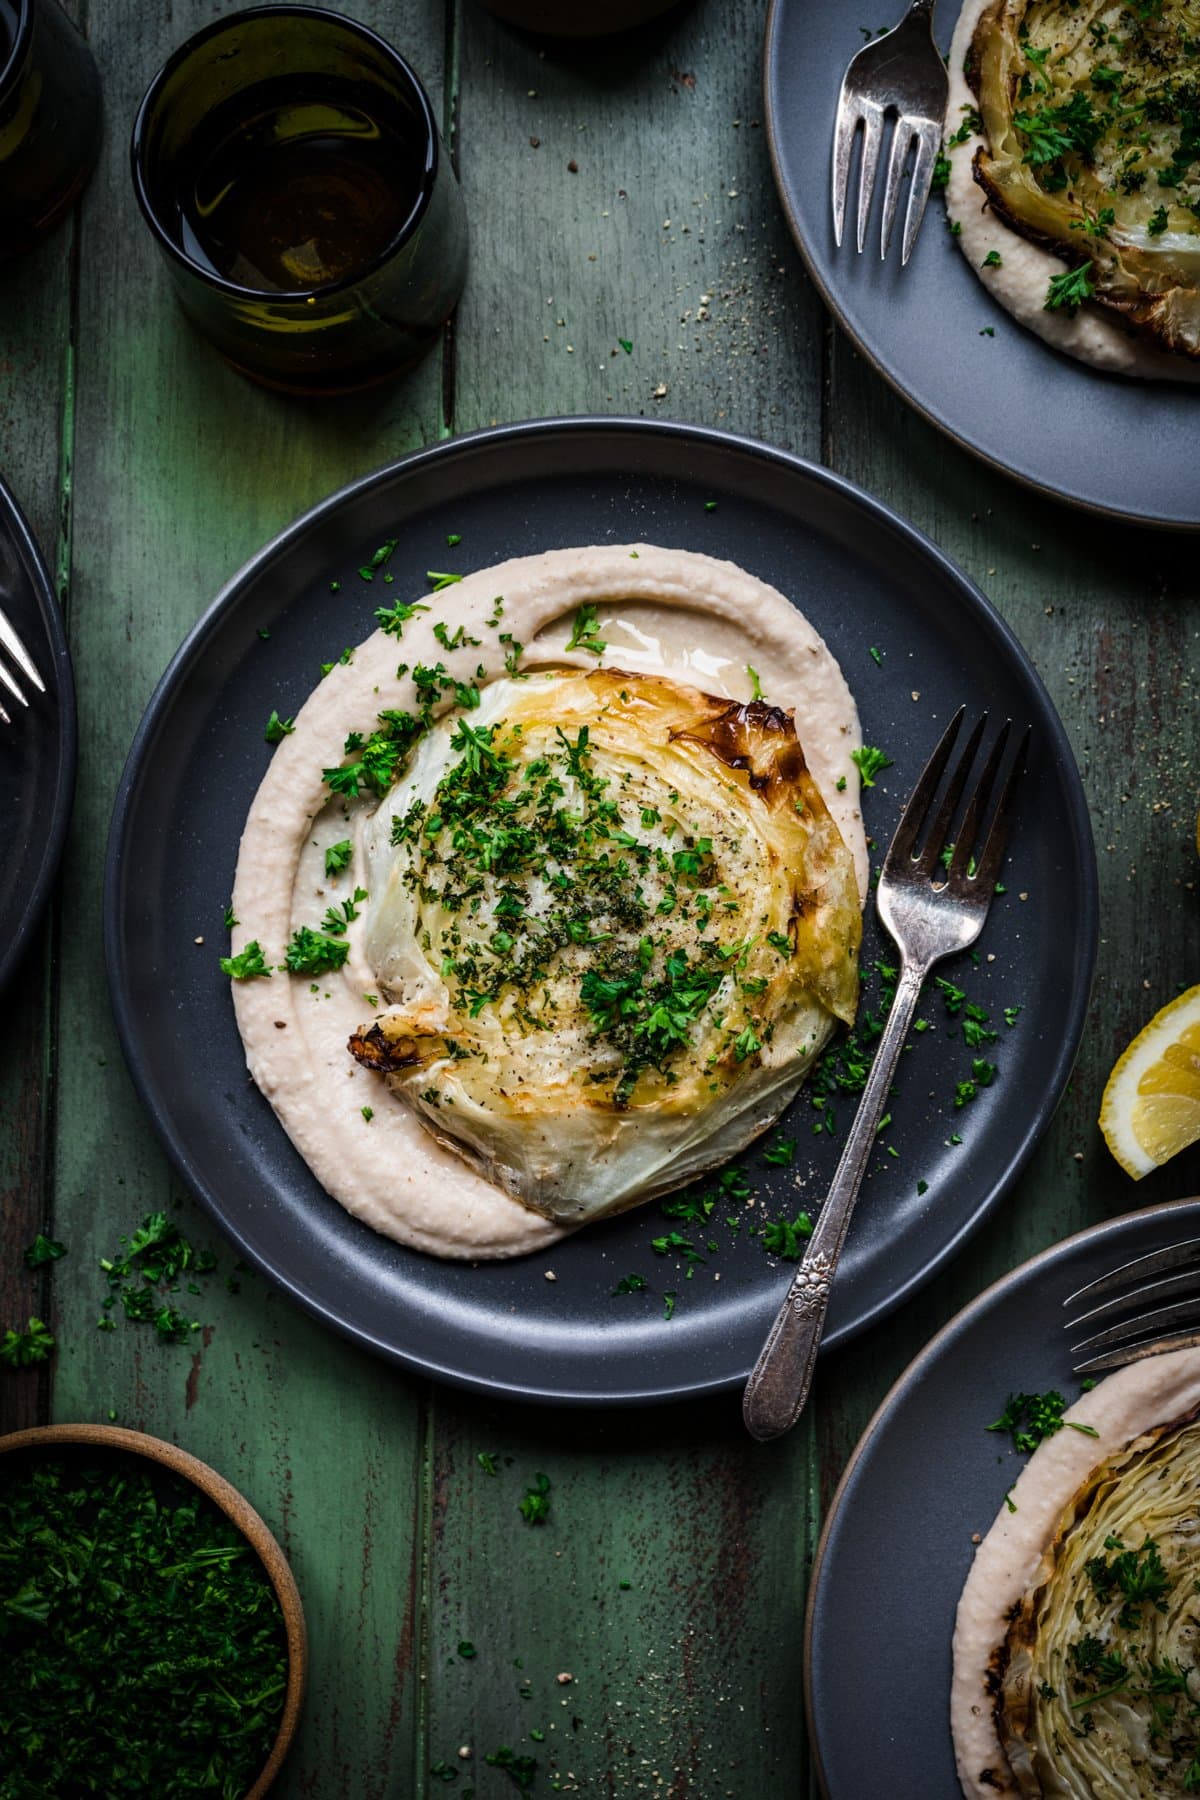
[350,669,860,1225]
[1000,1408,1200,1796]
[969,0,1200,356]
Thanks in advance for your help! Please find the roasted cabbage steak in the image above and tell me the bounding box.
[968,0,1200,357]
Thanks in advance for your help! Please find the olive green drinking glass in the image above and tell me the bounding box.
[0,0,102,254]
[130,6,468,396]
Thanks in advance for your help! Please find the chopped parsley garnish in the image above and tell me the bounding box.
[762,1136,795,1167]
[325,839,353,878]
[565,603,607,658]
[518,1472,552,1525]
[485,1746,539,1791]
[96,1211,223,1343]
[321,887,368,935]
[358,538,398,579]
[23,1235,66,1269]
[1045,262,1095,314]
[220,940,271,981]
[264,709,295,744]
[618,336,633,354]
[477,1451,500,1476]
[1148,203,1170,235]
[426,571,463,592]
[282,928,350,977]
[746,664,764,701]
[0,1457,287,1794]
[850,744,893,788]
[612,1273,648,1294]
[983,249,1003,267]
[1085,1537,1171,1628]
[1016,92,1102,169]
[0,1317,54,1368]
[375,599,430,638]
[760,1213,813,1259]
[987,1389,1100,1456]
[663,1291,678,1320]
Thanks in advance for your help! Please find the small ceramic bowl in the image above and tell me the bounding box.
[0,1423,307,1798]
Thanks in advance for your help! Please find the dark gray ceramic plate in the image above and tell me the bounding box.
[0,475,75,993]
[104,418,1096,1403]
[764,1,1199,528]
[806,1195,1200,1796]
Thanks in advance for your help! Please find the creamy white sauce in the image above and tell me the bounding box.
[945,0,1200,381]
[951,1347,1200,1797]
[229,544,865,1260]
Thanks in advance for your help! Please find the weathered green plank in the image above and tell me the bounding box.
[429,4,828,1792]
[46,2,453,1791]
[452,0,824,452]
[425,1397,819,1797]
[0,199,74,1437]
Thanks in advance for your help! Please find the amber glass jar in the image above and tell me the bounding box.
[130,7,468,395]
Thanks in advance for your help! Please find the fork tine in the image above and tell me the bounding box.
[967,725,1029,891]
[1075,1328,1200,1376]
[947,721,1012,885]
[855,102,885,254]
[1070,1292,1200,1357]
[914,713,987,876]
[1064,1238,1200,1311]
[879,121,914,260]
[0,654,27,709]
[882,705,965,870]
[902,122,941,265]
[1066,1268,1200,1334]
[832,83,861,247]
[0,609,44,693]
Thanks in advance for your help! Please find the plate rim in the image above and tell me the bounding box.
[103,414,1099,1403]
[803,1191,1200,1796]
[761,0,1200,533]
[0,473,77,995]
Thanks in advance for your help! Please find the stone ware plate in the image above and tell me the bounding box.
[105,417,1096,1403]
[0,1422,306,1795]
[764,0,1200,528]
[805,1196,1200,1797]
[0,475,75,993]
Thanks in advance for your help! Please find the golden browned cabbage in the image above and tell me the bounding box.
[349,668,860,1226]
[968,0,1200,357]
[999,1407,1200,1796]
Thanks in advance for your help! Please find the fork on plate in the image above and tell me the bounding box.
[742,707,1029,1442]
[1065,1238,1200,1375]
[0,605,45,725]
[832,0,950,265]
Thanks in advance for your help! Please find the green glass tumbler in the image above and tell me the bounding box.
[0,0,102,254]
[130,6,468,396]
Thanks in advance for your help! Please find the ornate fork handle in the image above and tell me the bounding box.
[742,960,926,1442]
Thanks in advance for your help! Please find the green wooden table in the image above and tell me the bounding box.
[3,1,1199,1792]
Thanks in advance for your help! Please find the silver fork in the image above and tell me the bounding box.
[1065,1238,1200,1375]
[0,604,45,725]
[832,0,950,265]
[743,708,1029,1442]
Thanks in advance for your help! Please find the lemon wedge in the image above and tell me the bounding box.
[1100,984,1200,1177]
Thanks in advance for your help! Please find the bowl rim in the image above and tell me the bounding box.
[0,1421,307,1798]
[128,2,441,306]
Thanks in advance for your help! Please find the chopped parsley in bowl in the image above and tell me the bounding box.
[0,1424,305,1798]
